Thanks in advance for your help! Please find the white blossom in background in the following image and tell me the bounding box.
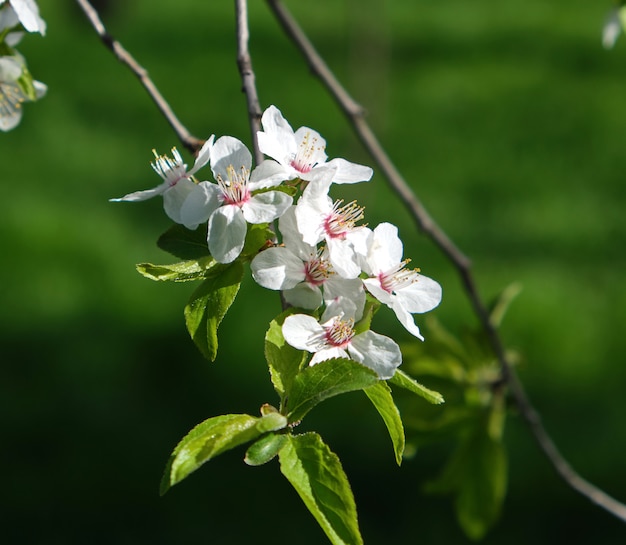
[250,206,365,312]
[361,222,442,340]
[294,169,370,279]
[180,136,292,264]
[0,0,46,35]
[110,137,214,227]
[603,7,625,49]
[257,105,373,184]
[282,297,402,380]
[0,53,46,131]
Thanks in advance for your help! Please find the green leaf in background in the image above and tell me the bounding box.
[286,358,379,424]
[184,260,243,361]
[424,419,508,540]
[136,256,218,282]
[157,223,211,260]
[160,412,287,494]
[389,369,444,405]
[240,223,275,260]
[363,381,405,465]
[279,433,363,545]
[264,308,308,404]
[244,432,288,466]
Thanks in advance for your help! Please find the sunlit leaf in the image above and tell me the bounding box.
[184,261,243,361]
[279,433,363,545]
[389,369,444,405]
[136,256,218,282]
[364,381,405,465]
[244,432,288,466]
[286,358,378,423]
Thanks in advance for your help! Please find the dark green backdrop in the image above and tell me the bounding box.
[2,1,625,543]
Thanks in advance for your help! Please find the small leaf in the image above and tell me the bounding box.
[160,414,261,494]
[286,358,379,424]
[488,282,522,328]
[363,382,405,465]
[136,256,218,282]
[240,223,275,260]
[389,369,444,405]
[264,309,308,404]
[244,433,288,466]
[157,223,211,260]
[184,261,243,361]
[279,433,363,545]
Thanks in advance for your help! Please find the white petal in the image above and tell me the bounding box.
[324,158,373,184]
[109,179,169,202]
[258,105,297,164]
[603,8,622,49]
[327,238,361,279]
[367,223,403,273]
[348,331,402,380]
[321,297,358,323]
[242,191,292,224]
[188,135,215,175]
[283,283,323,310]
[10,0,46,34]
[208,205,247,263]
[180,181,221,229]
[210,136,252,180]
[294,126,327,167]
[323,277,365,321]
[279,206,316,258]
[249,159,289,190]
[250,247,305,290]
[391,301,425,341]
[310,347,348,366]
[294,194,331,246]
[282,314,326,352]
[363,278,394,307]
[163,178,198,224]
[396,275,442,313]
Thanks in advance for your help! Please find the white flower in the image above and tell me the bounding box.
[0,54,46,131]
[251,206,365,312]
[294,170,370,279]
[257,105,373,184]
[282,303,402,380]
[0,0,46,35]
[110,137,214,226]
[180,136,293,264]
[361,223,442,340]
[603,7,624,49]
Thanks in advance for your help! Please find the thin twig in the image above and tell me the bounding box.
[234,0,263,165]
[74,0,203,154]
[265,0,626,524]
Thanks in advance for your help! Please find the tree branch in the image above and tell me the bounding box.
[265,0,626,524]
[74,0,203,154]
[234,0,263,166]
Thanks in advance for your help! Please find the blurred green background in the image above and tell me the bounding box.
[2,0,626,543]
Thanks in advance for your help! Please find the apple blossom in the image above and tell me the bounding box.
[0,53,46,131]
[179,136,292,264]
[110,137,214,227]
[361,222,442,340]
[0,0,46,35]
[256,105,373,184]
[282,303,402,380]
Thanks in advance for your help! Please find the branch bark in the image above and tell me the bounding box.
[265,0,626,524]
[234,0,263,166]
[74,0,203,154]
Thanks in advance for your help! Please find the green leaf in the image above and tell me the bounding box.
[363,382,405,465]
[488,282,522,328]
[389,369,444,405]
[184,261,243,361]
[264,309,308,404]
[244,432,288,466]
[157,223,211,260]
[240,223,275,260]
[136,256,218,282]
[160,412,287,494]
[286,358,379,423]
[279,433,363,545]
[424,422,508,540]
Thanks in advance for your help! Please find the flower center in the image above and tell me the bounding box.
[0,84,23,119]
[378,259,420,294]
[151,147,187,187]
[303,248,334,286]
[323,200,365,239]
[289,130,324,174]
[216,164,251,206]
[324,317,355,349]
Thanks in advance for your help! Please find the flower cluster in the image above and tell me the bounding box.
[0,0,46,131]
[114,105,442,380]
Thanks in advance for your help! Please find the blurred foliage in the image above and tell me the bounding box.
[2,0,626,543]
